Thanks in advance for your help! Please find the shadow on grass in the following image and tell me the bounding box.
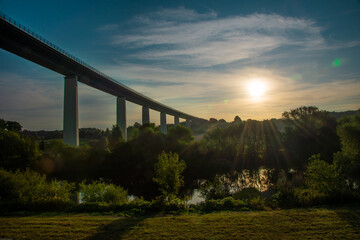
[87,215,152,240]
[335,203,360,233]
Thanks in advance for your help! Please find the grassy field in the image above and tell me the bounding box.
[1,207,359,239]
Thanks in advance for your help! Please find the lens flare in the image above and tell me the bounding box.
[332,58,341,67]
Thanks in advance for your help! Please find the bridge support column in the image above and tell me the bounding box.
[63,76,79,146]
[174,116,179,126]
[160,112,167,134]
[116,96,127,140]
[186,119,191,128]
[142,106,150,125]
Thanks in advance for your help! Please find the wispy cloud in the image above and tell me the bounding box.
[110,8,325,67]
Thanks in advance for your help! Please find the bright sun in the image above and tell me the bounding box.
[247,81,267,98]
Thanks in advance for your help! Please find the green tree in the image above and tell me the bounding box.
[234,116,242,122]
[6,121,22,132]
[167,125,194,143]
[153,152,186,200]
[334,111,360,189]
[0,130,41,170]
[305,154,345,195]
[0,119,6,130]
[107,125,124,148]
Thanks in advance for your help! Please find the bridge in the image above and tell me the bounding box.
[0,12,203,146]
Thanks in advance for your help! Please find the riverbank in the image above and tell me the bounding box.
[1,205,359,239]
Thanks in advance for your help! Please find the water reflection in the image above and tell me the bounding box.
[188,169,272,204]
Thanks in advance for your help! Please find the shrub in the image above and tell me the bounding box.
[0,168,74,212]
[294,188,327,206]
[248,196,266,210]
[80,181,128,204]
[232,187,261,201]
[200,176,231,200]
[197,197,247,212]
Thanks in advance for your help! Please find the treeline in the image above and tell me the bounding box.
[0,106,359,207]
[22,128,106,140]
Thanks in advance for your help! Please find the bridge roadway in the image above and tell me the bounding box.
[0,12,203,145]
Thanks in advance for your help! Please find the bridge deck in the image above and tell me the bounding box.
[0,13,200,120]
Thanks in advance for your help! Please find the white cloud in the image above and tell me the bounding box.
[111,8,325,66]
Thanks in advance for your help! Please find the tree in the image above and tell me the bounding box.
[333,111,360,189]
[305,154,345,195]
[0,130,41,170]
[6,121,22,132]
[167,125,194,143]
[107,125,124,148]
[282,106,340,167]
[0,119,6,130]
[234,116,242,122]
[153,152,186,200]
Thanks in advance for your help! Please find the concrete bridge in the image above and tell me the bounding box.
[0,12,202,146]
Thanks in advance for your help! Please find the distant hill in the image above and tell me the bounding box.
[327,110,358,119]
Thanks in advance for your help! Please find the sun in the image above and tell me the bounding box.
[247,80,267,98]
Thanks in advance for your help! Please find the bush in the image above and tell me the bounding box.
[200,176,231,200]
[0,168,74,212]
[80,181,128,204]
[232,187,261,201]
[248,196,266,210]
[294,188,327,206]
[0,168,74,203]
[197,197,247,212]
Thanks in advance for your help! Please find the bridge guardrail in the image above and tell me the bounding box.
[0,11,115,82]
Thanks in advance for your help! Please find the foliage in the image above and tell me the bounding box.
[282,106,340,167]
[0,129,41,170]
[334,111,360,190]
[232,187,261,201]
[0,168,74,208]
[153,152,186,200]
[200,176,231,200]
[304,154,345,195]
[197,197,247,211]
[0,119,23,132]
[80,180,128,204]
[107,124,124,148]
[167,125,194,144]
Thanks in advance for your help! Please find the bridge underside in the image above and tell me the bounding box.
[0,16,201,146]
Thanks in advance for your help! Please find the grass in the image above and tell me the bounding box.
[0,207,359,239]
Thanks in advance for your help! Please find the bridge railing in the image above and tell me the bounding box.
[0,11,200,119]
[0,11,114,82]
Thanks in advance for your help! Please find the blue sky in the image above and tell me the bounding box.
[0,0,360,130]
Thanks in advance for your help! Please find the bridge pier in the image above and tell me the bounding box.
[174,116,179,126]
[142,106,150,125]
[63,76,79,146]
[116,96,127,140]
[186,119,191,128]
[160,112,167,134]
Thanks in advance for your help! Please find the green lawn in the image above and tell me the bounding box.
[1,207,359,239]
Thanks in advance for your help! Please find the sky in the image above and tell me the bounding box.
[0,0,360,130]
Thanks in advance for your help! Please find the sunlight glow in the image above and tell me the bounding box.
[247,80,267,99]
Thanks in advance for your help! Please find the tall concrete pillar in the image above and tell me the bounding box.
[116,96,127,140]
[160,112,167,134]
[174,116,179,126]
[142,106,150,124]
[186,119,191,128]
[63,76,79,146]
